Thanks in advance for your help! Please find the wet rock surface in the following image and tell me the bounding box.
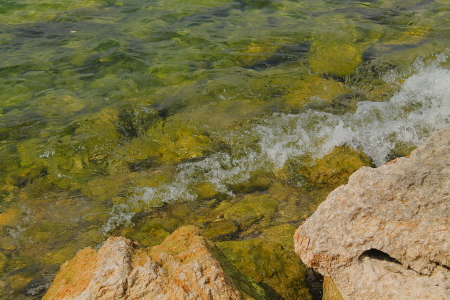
[44,226,267,300]
[294,125,450,299]
[217,239,312,300]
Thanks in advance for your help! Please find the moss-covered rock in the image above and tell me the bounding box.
[201,219,239,241]
[5,164,47,188]
[234,41,280,68]
[308,145,371,188]
[159,130,210,163]
[143,119,212,165]
[116,137,161,164]
[0,252,7,273]
[309,40,362,77]
[259,223,298,249]
[217,239,312,300]
[192,182,223,200]
[323,277,345,300]
[0,208,18,227]
[307,21,368,77]
[122,219,172,247]
[222,194,278,229]
[39,243,83,266]
[6,273,33,292]
[80,177,124,201]
[115,104,160,138]
[228,172,272,194]
[267,181,320,225]
[284,75,349,109]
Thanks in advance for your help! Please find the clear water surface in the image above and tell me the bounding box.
[1,0,450,298]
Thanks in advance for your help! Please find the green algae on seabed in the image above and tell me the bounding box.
[218,239,312,300]
[322,277,345,300]
[1,0,450,298]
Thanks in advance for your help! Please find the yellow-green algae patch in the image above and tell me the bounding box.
[307,18,367,77]
[221,194,278,229]
[201,219,240,241]
[308,145,372,189]
[0,252,7,272]
[0,208,18,227]
[291,145,372,203]
[233,40,282,68]
[323,277,345,300]
[283,75,350,109]
[259,223,298,249]
[80,176,128,201]
[1,0,450,297]
[309,41,362,77]
[218,239,312,300]
[122,219,172,247]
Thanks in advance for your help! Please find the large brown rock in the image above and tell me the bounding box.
[44,225,267,300]
[294,125,450,299]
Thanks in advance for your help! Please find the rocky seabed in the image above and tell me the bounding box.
[45,125,450,300]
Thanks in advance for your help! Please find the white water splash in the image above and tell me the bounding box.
[258,56,450,167]
[104,55,450,232]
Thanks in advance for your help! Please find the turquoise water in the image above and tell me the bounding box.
[1,0,450,298]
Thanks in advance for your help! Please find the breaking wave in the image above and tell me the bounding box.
[104,55,450,232]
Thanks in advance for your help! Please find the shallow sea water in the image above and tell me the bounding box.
[1,0,450,298]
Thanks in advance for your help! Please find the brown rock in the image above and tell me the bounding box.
[45,226,267,300]
[294,125,450,299]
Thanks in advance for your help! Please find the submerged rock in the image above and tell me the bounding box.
[322,277,344,300]
[294,125,450,299]
[217,239,312,300]
[305,145,371,189]
[44,225,267,300]
[308,34,363,77]
[283,75,349,110]
[234,41,280,68]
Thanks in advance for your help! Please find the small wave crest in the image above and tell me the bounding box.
[103,55,450,233]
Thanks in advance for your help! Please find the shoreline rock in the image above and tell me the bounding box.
[294,125,450,299]
[44,226,268,300]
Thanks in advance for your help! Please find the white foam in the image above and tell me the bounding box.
[257,56,450,166]
[103,55,450,232]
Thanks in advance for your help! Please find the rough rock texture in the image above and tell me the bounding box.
[294,125,450,299]
[44,225,267,300]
